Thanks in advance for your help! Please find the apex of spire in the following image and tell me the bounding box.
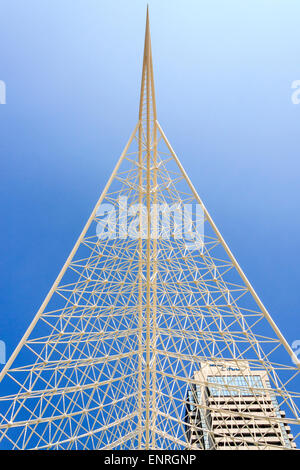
[146,5,150,41]
[139,6,157,121]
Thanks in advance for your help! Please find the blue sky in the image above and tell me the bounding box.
[0,0,300,388]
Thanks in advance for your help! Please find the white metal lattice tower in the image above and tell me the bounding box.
[0,8,299,450]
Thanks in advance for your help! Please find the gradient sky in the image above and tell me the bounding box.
[0,0,300,387]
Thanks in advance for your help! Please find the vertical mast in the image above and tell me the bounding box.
[138,6,157,449]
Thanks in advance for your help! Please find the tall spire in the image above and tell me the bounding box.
[0,7,299,451]
[138,6,158,450]
[139,6,157,122]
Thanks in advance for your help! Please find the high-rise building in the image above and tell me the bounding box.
[185,361,296,449]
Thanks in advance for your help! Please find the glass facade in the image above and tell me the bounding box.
[207,374,263,397]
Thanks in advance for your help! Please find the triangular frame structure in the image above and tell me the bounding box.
[0,9,299,450]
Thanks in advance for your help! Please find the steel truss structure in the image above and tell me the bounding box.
[0,9,299,450]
